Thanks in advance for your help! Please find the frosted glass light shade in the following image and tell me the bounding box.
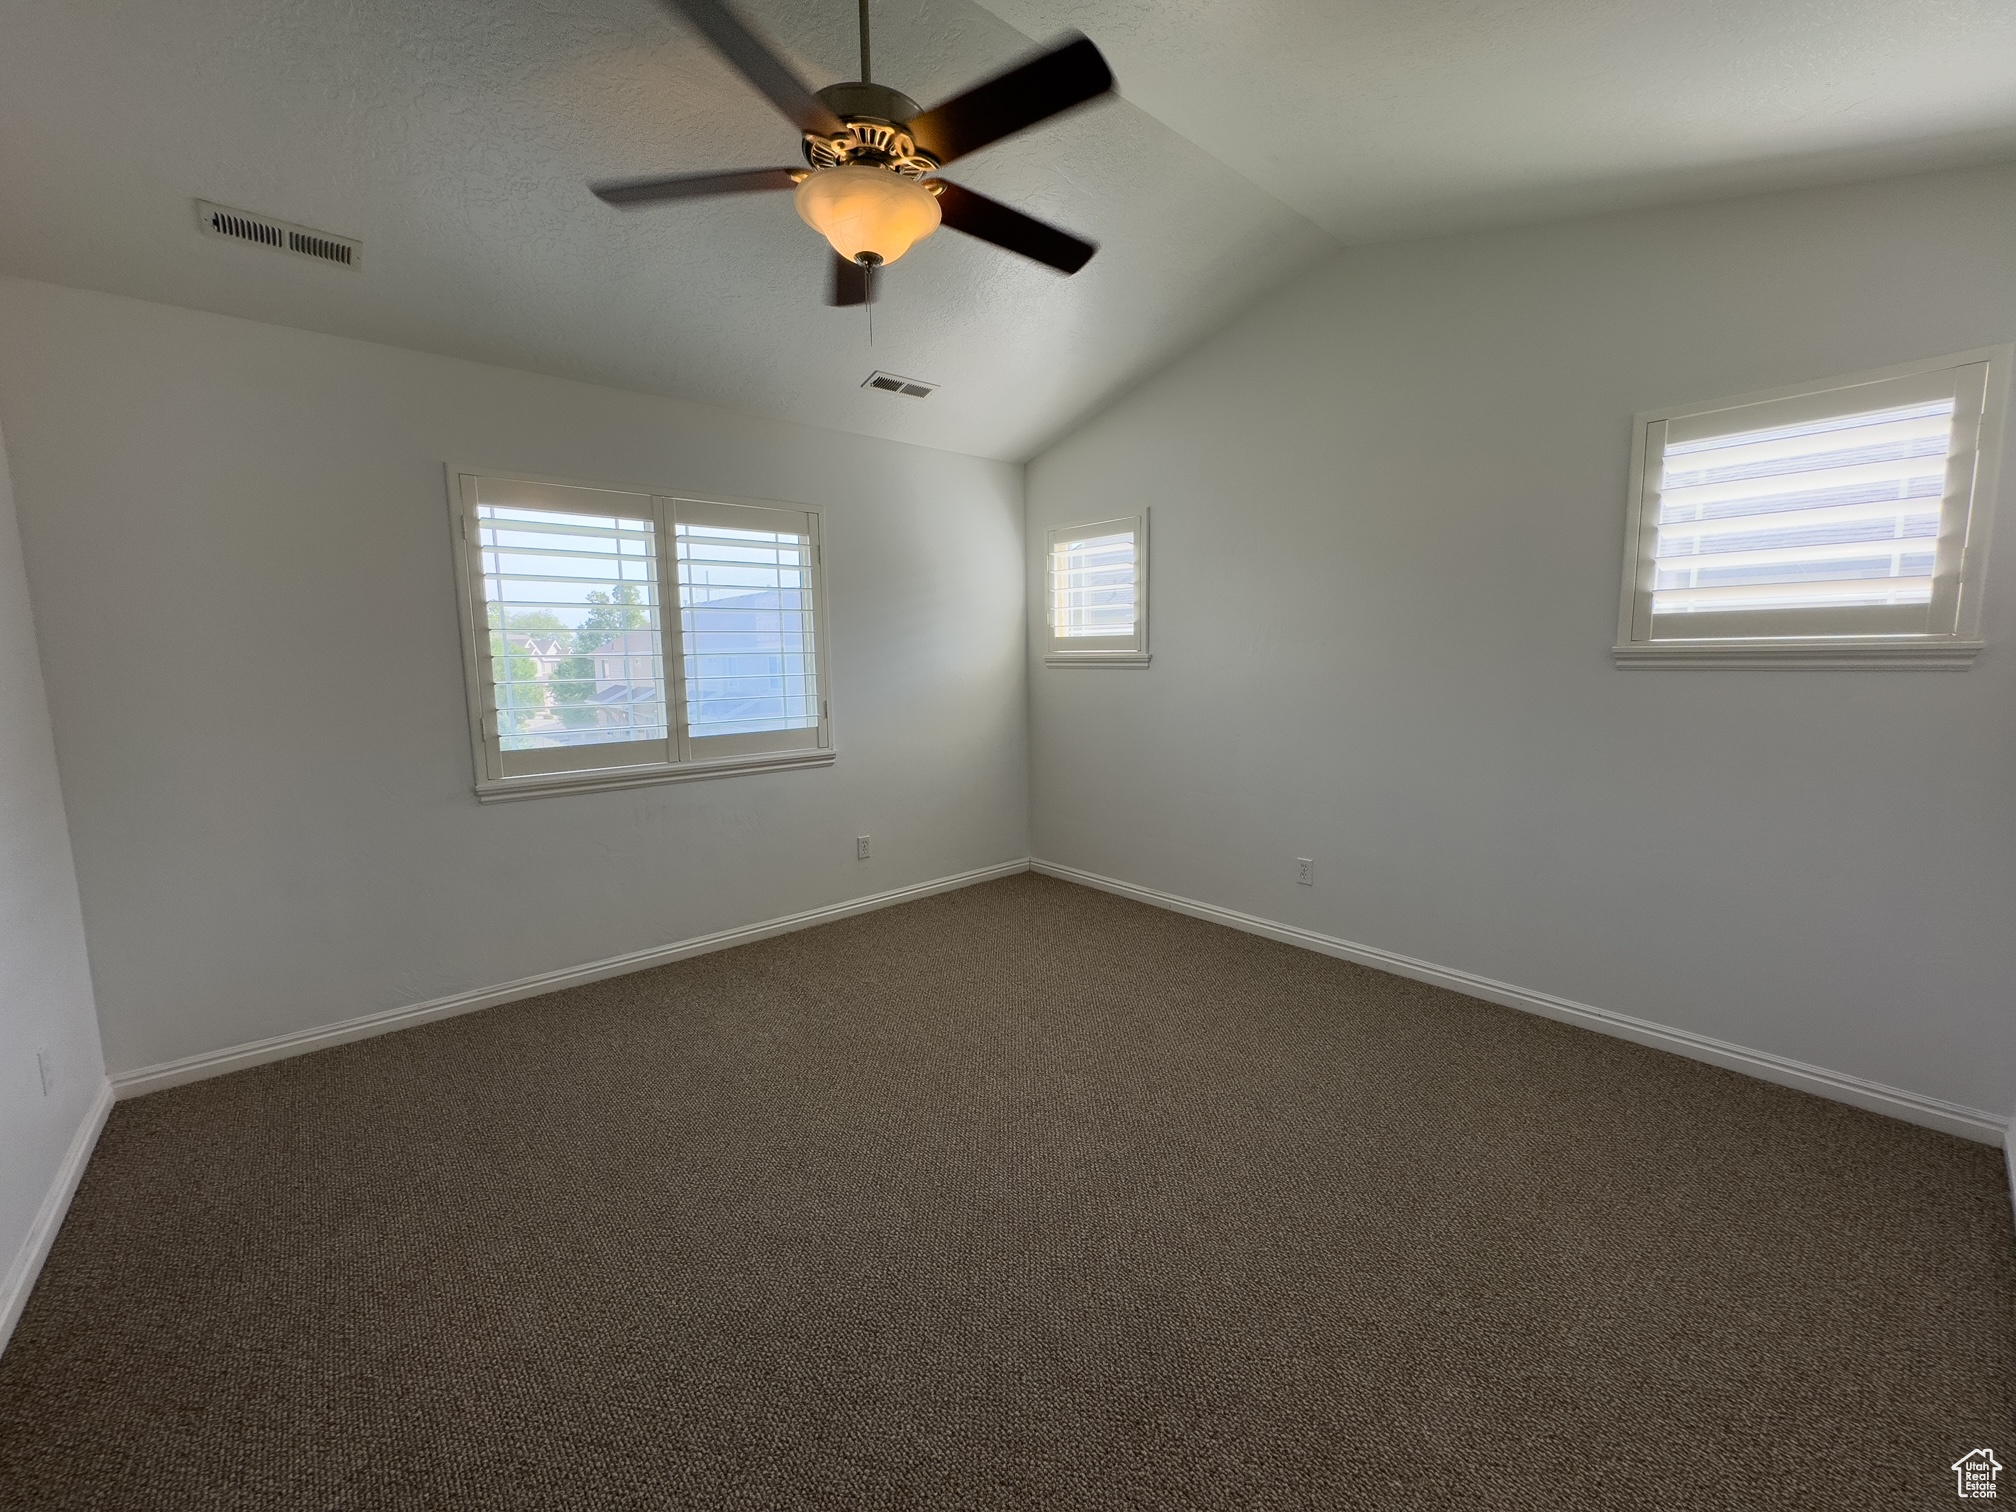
[795,166,941,266]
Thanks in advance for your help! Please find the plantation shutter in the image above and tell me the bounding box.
[468,477,673,778]
[1046,515,1147,662]
[673,498,828,761]
[1632,362,1990,644]
[454,474,835,797]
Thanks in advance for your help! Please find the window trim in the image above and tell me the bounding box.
[1612,347,2010,669]
[1043,512,1150,668]
[447,467,835,802]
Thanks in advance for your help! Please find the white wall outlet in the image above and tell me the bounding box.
[856,835,872,860]
[36,1047,54,1096]
[1296,857,1315,886]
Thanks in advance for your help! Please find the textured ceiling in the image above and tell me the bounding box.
[2,1,2012,461]
[0,0,1333,461]
[979,0,2016,241]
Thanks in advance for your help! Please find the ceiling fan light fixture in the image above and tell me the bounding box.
[795,164,941,267]
[585,3,1111,302]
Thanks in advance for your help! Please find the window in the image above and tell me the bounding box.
[1045,513,1149,666]
[1614,348,2009,667]
[451,472,832,799]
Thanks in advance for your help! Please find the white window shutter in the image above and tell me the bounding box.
[673,498,828,760]
[1651,399,1957,616]
[1614,349,2008,667]
[452,474,834,797]
[1045,513,1149,666]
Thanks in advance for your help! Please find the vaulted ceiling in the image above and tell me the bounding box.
[2,0,2012,461]
[987,0,2016,242]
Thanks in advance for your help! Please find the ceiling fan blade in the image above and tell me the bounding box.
[907,35,1112,166]
[658,0,844,137]
[591,167,802,206]
[932,181,1096,274]
[829,253,873,307]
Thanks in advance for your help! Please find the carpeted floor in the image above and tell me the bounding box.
[1,873,2010,1510]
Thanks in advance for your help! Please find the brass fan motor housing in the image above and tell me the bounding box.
[803,81,941,178]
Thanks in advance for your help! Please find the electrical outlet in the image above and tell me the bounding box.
[1296,857,1315,886]
[856,835,872,860]
[36,1048,54,1096]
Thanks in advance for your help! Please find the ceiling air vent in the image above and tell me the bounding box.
[862,370,937,399]
[196,200,360,269]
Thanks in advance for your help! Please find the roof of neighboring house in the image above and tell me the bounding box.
[592,683,661,707]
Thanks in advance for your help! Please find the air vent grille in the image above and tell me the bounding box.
[196,200,360,268]
[862,370,937,399]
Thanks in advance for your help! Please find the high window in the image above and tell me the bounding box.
[452,473,831,799]
[1045,513,1149,666]
[1614,349,2008,667]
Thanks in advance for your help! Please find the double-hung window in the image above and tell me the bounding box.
[451,472,832,799]
[1044,513,1149,666]
[1614,348,2009,667]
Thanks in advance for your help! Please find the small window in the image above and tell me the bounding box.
[1614,348,2009,667]
[1045,513,1148,666]
[451,473,832,800]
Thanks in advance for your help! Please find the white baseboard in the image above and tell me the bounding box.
[112,858,1033,1100]
[1033,859,2010,1146]
[2007,1111,2016,1227]
[1,1077,113,1357]
[102,850,2015,1150]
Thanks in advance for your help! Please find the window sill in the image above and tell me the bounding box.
[1612,638,1983,670]
[475,749,835,803]
[1044,652,1151,668]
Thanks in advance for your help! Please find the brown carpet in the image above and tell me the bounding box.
[0,873,2009,1509]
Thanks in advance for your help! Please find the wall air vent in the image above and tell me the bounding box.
[862,370,937,399]
[196,200,360,268]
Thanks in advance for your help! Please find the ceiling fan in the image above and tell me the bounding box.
[591,0,1114,306]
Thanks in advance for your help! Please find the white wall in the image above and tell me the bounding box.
[0,277,1028,1076]
[0,411,106,1347]
[1027,163,2016,1119]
